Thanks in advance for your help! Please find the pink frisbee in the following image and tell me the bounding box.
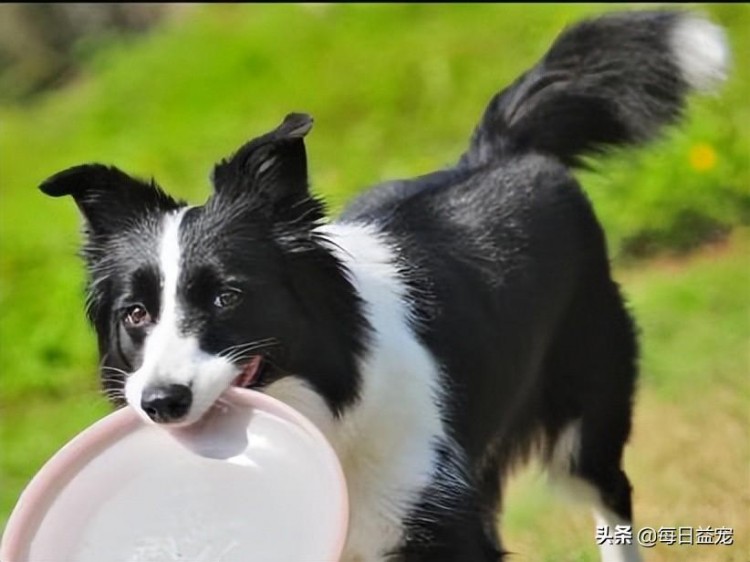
[1,388,348,561]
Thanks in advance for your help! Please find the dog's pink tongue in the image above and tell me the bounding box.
[233,356,262,388]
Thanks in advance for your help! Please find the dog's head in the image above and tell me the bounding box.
[41,114,365,425]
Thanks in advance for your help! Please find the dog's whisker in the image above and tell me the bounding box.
[223,351,261,364]
[221,346,277,365]
[100,365,131,378]
[219,337,279,353]
[218,340,279,361]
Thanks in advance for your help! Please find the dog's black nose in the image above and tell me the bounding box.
[141,384,192,423]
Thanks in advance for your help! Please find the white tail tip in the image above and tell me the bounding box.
[670,14,730,91]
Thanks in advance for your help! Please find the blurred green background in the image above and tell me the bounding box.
[0,4,748,560]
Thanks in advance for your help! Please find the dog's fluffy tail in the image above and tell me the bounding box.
[461,10,729,168]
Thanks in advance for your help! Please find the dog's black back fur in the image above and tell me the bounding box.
[346,154,638,559]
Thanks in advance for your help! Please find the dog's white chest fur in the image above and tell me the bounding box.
[265,222,447,561]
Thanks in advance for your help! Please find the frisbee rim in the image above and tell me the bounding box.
[0,387,348,561]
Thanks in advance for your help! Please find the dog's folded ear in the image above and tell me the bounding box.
[39,164,180,235]
[211,113,323,223]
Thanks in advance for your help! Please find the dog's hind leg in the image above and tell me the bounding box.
[569,414,641,562]
[545,282,642,562]
[547,418,641,562]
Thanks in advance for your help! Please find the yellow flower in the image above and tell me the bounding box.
[689,143,717,172]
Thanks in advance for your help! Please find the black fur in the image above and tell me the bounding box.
[461,10,688,168]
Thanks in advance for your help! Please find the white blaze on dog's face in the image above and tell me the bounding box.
[39,113,367,426]
[122,208,246,426]
[118,193,304,425]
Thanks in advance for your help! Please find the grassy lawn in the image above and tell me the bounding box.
[1,4,748,558]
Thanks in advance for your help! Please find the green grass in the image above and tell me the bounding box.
[1,4,748,552]
[623,235,750,403]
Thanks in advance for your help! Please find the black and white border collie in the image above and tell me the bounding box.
[40,10,727,562]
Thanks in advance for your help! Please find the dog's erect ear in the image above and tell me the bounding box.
[39,164,180,235]
[211,113,322,222]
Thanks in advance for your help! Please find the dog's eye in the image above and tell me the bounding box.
[123,304,152,328]
[214,289,242,309]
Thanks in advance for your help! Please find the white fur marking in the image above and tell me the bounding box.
[555,472,643,562]
[125,208,239,425]
[292,222,451,562]
[547,420,601,505]
[594,507,643,562]
[549,420,582,475]
[670,14,729,91]
[547,421,642,562]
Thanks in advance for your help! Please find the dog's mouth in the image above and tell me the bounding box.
[232,355,278,389]
[231,355,268,389]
